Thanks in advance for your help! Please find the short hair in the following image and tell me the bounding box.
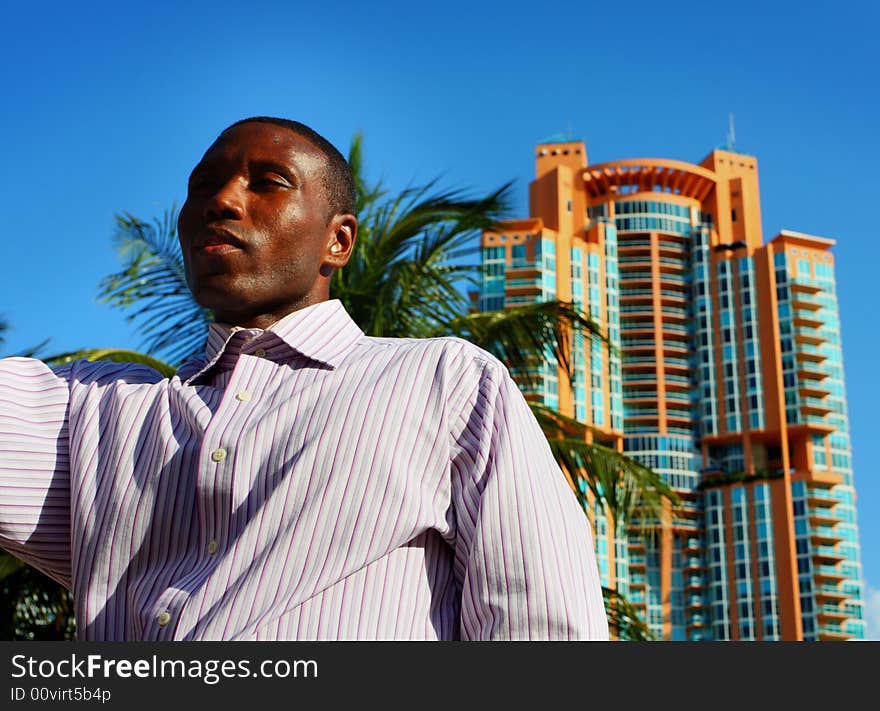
[223,116,356,220]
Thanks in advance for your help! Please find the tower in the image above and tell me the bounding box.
[480,140,865,640]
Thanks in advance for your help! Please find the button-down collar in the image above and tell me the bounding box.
[183,299,364,384]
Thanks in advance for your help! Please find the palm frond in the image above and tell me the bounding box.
[0,551,24,582]
[98,208,210,365]
[332,165,513,338]
[443,301,607,391]
[530,402,679,528]
[347,132,386,217]
[603,586,653,641]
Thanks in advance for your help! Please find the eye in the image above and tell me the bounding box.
[252,173,292,189]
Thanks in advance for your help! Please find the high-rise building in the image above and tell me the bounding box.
[480,140,865,640]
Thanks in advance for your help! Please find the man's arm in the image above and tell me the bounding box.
[0,357,72,588]
[450,358,609,640]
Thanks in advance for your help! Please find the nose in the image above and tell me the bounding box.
[204,178,245,221]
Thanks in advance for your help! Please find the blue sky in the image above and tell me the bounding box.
[1,0,878,637]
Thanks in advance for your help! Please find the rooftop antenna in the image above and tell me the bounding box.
[726,113,736,152]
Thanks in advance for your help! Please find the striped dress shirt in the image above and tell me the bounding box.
[0,299,608,640]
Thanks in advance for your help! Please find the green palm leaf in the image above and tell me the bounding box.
[98,209,210,366]
[331,135,512,338]
[603,586,654,641]
[0,551,24,582]
[530,402,679,528]
[443,300,609,391]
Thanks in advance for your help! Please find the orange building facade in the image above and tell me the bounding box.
[480,141,865,640]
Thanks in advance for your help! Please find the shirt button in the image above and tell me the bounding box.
[211,448,227,462]
[157,611,171,627]
[254,348,267,358]
[207,540,219,555]
[235,390,252,402]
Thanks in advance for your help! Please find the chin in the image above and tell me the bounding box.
[191,283,250,319]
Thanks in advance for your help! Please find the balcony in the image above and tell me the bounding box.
[789,280,823,295]
[672,518,702,532]
[661,308,691,324]
[791,291,823,311]
[796,362,829,380]
[665,384,694,397]
[662,341,690,355]
[793,315,825,330]
[620,322,656,335]
[663,326,690,341]
[622,358,658,373]
[796,350,827,365]
[622,338,657,352]
[814,585,848,602]
[812,545,845,565]
[818,630,851,641]
[808,508,840,526]
[663,323,690,335]
[801,397,834,417]
[658,239,689,255]
[658,258,688,273]
[666,392,693,404]
[816,605,849,622]
[620,307,655,319]
[810,528,844,546]
[663,357,691,374]
[660,292,688,309]
[798,382,830,399]
[676,500,703,518]
[618,272,654,287]
[813,564,846,582]
[794,328,825,347]
[807,488,838,507]
[624,396,659,407]
[622,374,658,385]
[685,577,704,590]
[620,290,653,304]
[618,256,653,267]
[618,242,652,257]
[504,274,542,298]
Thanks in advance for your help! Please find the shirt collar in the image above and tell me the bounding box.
[185,300,364,384]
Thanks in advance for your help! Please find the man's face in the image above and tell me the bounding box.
[178,121,354,327]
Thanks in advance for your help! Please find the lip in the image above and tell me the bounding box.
[192,226,246,252]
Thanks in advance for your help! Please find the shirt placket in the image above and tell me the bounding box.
[167,333,273,639]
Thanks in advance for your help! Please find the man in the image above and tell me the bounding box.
[0,117,608,640]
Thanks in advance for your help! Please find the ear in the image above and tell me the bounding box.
[324,213,357,270]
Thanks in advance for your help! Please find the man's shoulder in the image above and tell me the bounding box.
[54,357,168,387]
[355,334,506,373]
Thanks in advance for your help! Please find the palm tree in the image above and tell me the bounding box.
[99,210,210,365]
[92,134,677,638]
